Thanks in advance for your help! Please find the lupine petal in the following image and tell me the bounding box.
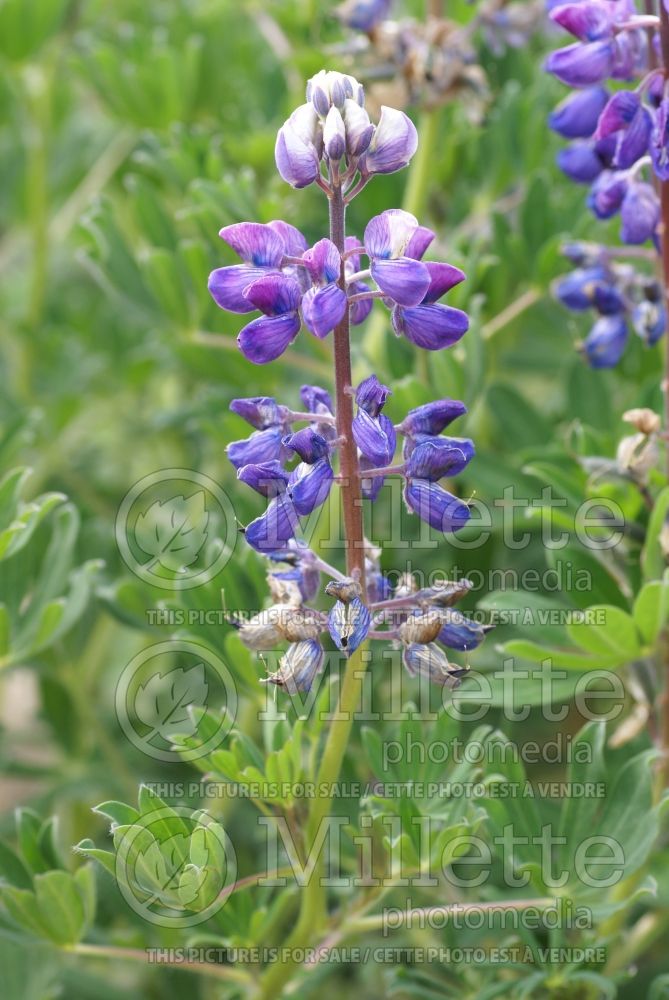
[423,262,467,302]
[393,302,469,349]
[349,281,374,325]
[237,461,289,497]
[360,455,386,500]
[227,428,286,469]
[405,225,436,260]
[407,437,475,480]
[402,642,464,688]
[264,639,325,694]
[404,479,470,532]
[328,597,371,653]
[549,3,614,41]
[613,108,652,169]
[548,86,609,139]
[582,315,629,368]
[557,142,605,183]
[632,301,665,346]
[371,257,430,306]
[355,374,392,416]
[245,494,300,553]
[352,410,396,464]
[219,222,285,267]
[303,238,341,283]
[301,283,348,338]
[275,121,320,189]
[237,313,301,364]
[620,182,659,244]
[595,90,639,139]
[364,209,420,259]
[361,106,418,175]
[300,384,333,413]
[208,264,270,313]
[288,458,334,515]
[587,170,628,219]
[399,399,467,436]
[545,41,615,87]
[268,220,309,257]
[230,396,284,429]
[284,426,330,463]
[343,98,374,156]
[243,273,302,316]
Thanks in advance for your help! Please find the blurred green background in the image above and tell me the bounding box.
[0,1,668,997]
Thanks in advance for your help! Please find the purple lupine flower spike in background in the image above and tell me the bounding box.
[545,0,667,367]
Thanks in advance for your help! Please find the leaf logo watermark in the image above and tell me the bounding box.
[115,469,236,589]
[114,805,237,928]
[116,640,237,761]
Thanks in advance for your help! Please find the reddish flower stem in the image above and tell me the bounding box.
[330,183,367,592]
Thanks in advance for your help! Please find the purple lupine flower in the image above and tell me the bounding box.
[594,90,652,169]
[554,267,625,313]
[288,459,334,515]
[620,182,659,244]
[557,140,608,182]
[328,597,371,653]
[353,409,396,464]
[545,41,616,87]
[284,427,330,463]
[301,384,333,413]
[301,239,348,338]
[406,436,475,481]
[548,86,609,138]
[404,479,470,533]
[275,104,323,189]
[245,493,300,552]
[363,210,431,306]
[392,262,469,350]
[359,106,418,176]
[581,314,629,368]
[398,399,467,436]
[237,461,290,497]
[227,427,290,469]
[356,374,392,416]
[208,221,307,312]
[237,274,303,364]
[230,396,288,429]
[587,170,629,219]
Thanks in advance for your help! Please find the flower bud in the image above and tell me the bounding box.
[360,106,418,176]
[402,642,467,689]
[275,104,322,189]
[324,106,346,161]
[324,579,362,603]
[343,98,374,156]
[616,433,659,483]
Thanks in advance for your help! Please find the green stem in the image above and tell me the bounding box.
[69,943,253,986]
[23,66,51,331]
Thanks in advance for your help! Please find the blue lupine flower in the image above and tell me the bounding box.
[208,221,307,312]
[288,459,334,515]
[237,274,303,364]
[335,0,390,32]
[594,90,652,169]
[581,314,629,368]
[328,597,371,653]
[237,461,289,497]
[545,41,616,87]
[301,238,348,338]
[363,210,431,306]
[284,427,330,463]
[391,261,469,351]
[554,267,625,313]
[620,182,659,244]
[353,409,396,464]
[404,479,470,533]
[359,106,418,176]
[549,86,609,138]
[632,300,666,346]
[227,427,290,469]
[406,436,475,481]
[398,399,467,436]
[587,169,629,219]
[651,96,669,180]
[245,493,300,553]
[230,396,288,429]
[356,374,392,416]
[557,141,608,183]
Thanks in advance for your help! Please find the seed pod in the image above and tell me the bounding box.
[325,578,363,603]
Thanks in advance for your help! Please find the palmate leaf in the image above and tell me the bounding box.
[134,492,209,572]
